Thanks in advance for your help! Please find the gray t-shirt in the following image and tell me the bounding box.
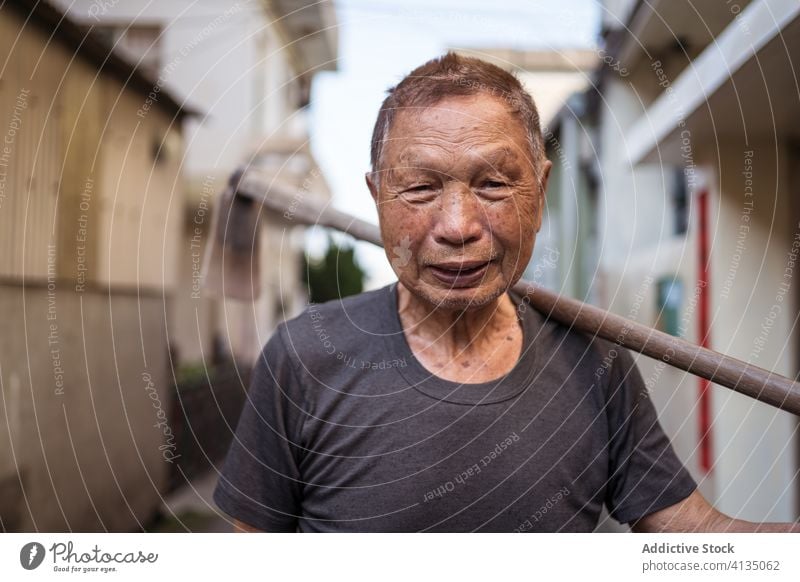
[213,282,697,532]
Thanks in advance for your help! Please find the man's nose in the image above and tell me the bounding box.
[431,184,484,247]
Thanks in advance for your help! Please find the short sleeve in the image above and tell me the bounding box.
[213,324,305,531]
[603,347,697,524]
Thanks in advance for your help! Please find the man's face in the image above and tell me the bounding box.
[366,94,551,311]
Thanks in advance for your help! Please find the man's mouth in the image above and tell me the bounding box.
[428,259,493,287]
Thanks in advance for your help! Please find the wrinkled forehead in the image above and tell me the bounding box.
[381,95,532,168]
[393,145,519,174]
[383,105,532,170]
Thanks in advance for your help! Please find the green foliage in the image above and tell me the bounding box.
[302,233,365,303]
[174,361,209,386]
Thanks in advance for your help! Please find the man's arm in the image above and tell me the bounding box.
[213,325,304,533]
[631,489,800,532]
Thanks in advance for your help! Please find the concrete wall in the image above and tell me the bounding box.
[0,6,184,531]
[703,140,799,521]
[0,286,172,531]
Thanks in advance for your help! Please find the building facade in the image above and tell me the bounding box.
[545,0,800,523]
[0,0,188,531]
[51,0,338,368]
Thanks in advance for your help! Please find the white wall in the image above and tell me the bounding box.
[598,73,799,521]
[704,141,799,521]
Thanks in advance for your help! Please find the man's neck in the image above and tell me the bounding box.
[396,282,520,360]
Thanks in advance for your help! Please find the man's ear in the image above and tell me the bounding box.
[535,159,552,233]
[365,172,379,204]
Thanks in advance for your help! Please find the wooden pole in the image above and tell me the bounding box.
[234,168,800,417]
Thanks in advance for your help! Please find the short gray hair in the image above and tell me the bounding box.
[369,51,545,179]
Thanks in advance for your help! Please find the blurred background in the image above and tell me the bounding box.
[0,0,798,532]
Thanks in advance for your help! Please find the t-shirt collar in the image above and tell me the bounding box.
[381,281,542,405]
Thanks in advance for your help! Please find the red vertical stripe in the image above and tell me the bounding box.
[697,189,713,473]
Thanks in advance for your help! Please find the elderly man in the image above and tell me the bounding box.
[213,53,799,533]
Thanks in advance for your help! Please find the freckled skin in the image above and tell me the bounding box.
[366,94,551,383]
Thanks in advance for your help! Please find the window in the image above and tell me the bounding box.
[672,167,689,235]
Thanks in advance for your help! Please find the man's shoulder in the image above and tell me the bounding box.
[274,285,394,364]
[524,298,632,390]
[283,285,391,333]
[551,320,621,362]
[514,288,619,366]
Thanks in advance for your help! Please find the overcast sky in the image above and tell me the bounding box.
[310,0,601,288]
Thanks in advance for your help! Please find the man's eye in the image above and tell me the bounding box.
[481,180,506,189]
[400,184,436,203]
[405,184,432,192]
